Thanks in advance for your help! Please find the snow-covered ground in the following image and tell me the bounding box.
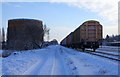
[0,50,2,76]
[97,46,119,52]
[96,46,119,59]
[1,45,119,75]
[86,46,119,60]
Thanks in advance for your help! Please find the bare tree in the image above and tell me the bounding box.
[43,24,50,41]
[2,27,6,49]
[2,27,5,42]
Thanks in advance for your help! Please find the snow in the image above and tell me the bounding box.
[61,46,118,75]
[85,46,119,56]
[98,46,119,52]
[86,48,119,60]
[0,50,2,76]
[1,45,119,75]
[0,50,2,54]
[96,46,119,59]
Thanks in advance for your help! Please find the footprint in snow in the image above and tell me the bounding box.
[98,69,107,74]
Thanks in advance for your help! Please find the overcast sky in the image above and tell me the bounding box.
[1,0,119,42]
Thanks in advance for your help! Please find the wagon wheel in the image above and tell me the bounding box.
[93,48,96,52]
[82,48,85,51]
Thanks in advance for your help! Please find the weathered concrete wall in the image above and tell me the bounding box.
[7,19,44,50]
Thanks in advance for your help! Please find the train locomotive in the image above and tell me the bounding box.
[60,20,103,51]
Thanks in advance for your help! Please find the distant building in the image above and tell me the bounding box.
[50,39,58,45]
[7,19,44,50]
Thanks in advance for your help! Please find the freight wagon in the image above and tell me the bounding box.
[60,20,103,51]
[7,19,44,50]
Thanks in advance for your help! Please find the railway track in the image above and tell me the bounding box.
[79,49,120,62]
[94,51,119,57]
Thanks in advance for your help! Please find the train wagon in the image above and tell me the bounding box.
[7,19,44,50]
[60,38,66,47]
[60,20,103,51]
[66,32,73,48]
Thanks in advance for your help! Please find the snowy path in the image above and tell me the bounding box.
[22,51,51,75]
[2,45,119,75]
[23,46,66,75]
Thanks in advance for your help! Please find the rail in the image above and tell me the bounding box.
[79,49,120,62]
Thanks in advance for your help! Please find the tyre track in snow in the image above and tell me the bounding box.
[23,46,67,75]
[37,46,67,75]
[50,47,67,75]
[23,49,57,75]
[23,46,83,75]
[36,50,56,75]
[22,49,51,75]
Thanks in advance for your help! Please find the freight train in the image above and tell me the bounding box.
[60,20,103,51]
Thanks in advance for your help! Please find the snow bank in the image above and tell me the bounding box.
[2,47,50,75]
